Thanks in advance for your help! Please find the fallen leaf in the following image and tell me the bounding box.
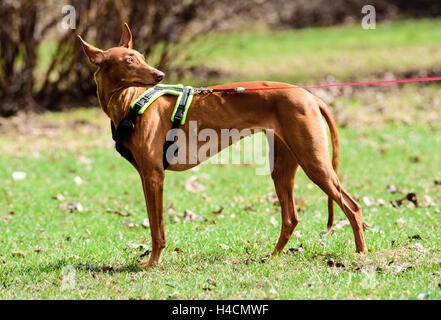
[288,244,304,253]
[391,192,419,208]
[327,259,335,267]
[386,184,400,193]
[139,249,151,258]
[294,196,308,208]
[219,243,231,250]
[410,156,420,163]
[396,218,405,227]
[334,219,350,230]
[12,171,26,180]
[127,241,149,250]
[51,194,65,201]
[406,193,419,207]
[141,219,150,228]
[60,202,84,212]
[423,195,436,207]
[106,208,130,217]
[435,180,441,186]
[174,247,182,253]
[261,192,279,205]
[206,278,217,287]
[408,234,422,241]
[122,219,136,228]
[100,264,114,273]
[11,251,26,257]
[362,196,372,206]
[184,176,205,193]
[417,293,428,300]
[327,259,344,268]
[375,198,385,206]
[74,176,84,185]
[391,198,404,208]
[183,209,203,221]
[211,206,224,215]
[413,242,427,253]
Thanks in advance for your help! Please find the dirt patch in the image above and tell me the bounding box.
[0,110,111,154]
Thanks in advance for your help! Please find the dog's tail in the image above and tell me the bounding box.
[316,97,340,230]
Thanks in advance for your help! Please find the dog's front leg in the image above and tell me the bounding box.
[138,167,166,270]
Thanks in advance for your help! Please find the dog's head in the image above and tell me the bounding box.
[78,23,165,88]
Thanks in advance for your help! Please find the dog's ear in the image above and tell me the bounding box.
[77,35,104,65]
[119,23,133,49]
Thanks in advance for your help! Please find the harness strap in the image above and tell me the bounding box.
[111,84,194,169]
[163,86,192,169]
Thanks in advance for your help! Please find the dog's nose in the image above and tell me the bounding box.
[155,72,165,82]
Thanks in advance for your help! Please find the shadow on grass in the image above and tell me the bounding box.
[19,259,140,274]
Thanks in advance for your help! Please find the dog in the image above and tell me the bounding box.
[78,23,367,269]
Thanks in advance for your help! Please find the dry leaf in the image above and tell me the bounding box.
[51,194,65,201]
[211,206,224,215]
[362,196,372,206]
[74,176,84,185]
[60,202,84,212]
[413,242,427,253]
[141,219,150,228]
[219,243,231,250]
[127,241,149,250]
[396,218,405,227]
[206,278,217,287]
[11,251,26,257]
[183,209,203,221]
[335,219,350,230]
[270,216,278,227]
[423,195,436,207]
[122,219,136,228]
[386,184,399,193]
[12,171,26,180]
[184,176,205,193]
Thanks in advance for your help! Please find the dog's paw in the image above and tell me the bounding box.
[139,259,157,271]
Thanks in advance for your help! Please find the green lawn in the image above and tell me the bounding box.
[0,105,440,299]
[177,19,441,84]
[1,19,441,299]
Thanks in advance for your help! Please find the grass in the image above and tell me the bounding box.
[0,103,440,299]
[177,19,441,84]
[1,19,441,299]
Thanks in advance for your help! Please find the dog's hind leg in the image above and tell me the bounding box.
[278,103,368,253]
[269,135,300,255]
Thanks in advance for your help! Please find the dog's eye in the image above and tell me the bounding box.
[126,57,134,64]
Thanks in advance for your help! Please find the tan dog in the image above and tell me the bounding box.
[79,24,367,269]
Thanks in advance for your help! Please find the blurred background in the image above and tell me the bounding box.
[1,1,441,299]
[1,0,441,117]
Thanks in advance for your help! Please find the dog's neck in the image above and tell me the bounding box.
[94,69,146,125]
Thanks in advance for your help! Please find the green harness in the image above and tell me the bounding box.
[120,84,196,169]
[130,84,195,125]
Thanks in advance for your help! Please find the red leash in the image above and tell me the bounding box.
[205,76,441,93]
